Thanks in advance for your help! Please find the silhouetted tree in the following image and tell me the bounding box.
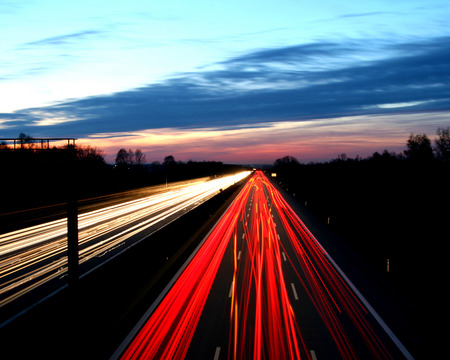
[18,132,34,149]
[76,145,105,163]
[273,156,301,188]
[115,148,130,166]
[163,155,176,166]
[404,133,434,162]
[435,127,450,163]
[274,155,299,168]
[134,149,146,165]
[127,149,135,165]
[370,149,402,162]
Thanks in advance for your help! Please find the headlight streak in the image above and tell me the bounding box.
[0,171,251,308]
[119,171,408,359]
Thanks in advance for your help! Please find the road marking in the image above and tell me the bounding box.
[310,350,317,360]
[228,281,234,298]
[237,250,241,260]
[214,347,221,360]
[277,233,280,239]
[242,233,245,239]
[291,283,299,300]
[282,252,287,262]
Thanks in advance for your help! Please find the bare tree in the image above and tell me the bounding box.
[127,149,135,165]
[134,149,146,165]
[18,132,34,149]
[435,127,450,163]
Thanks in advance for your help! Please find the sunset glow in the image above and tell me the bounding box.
[1,1,449,164]
[78,111,450,164]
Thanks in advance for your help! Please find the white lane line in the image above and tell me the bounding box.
[291,282,299,300]
[228,281,234,298]
[237,250,241,260]
[282,252,287,262]
[214,347,221,360]
[242,233,245,239]
[277,233,280,239]
[310,350,318,360]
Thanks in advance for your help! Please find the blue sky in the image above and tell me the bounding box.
[1,1,450,163]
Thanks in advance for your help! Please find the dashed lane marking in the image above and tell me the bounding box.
[291,282,299,300]
[214,347,221,360]
[228,281,234,298]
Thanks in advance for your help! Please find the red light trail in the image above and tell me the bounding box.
[119,171,411,359]
[120,174,250,359]
[228,174,307,359]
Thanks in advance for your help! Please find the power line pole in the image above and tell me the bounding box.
[67,194,79,288]
[66,143,79,289]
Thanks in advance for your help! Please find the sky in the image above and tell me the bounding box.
[1,0,450,164]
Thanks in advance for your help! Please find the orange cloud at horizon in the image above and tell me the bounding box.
[77,111,450,164]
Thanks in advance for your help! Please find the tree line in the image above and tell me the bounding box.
[115,148,146,167]
[274,128,450,168]
[272,127,449,319]
[0,138,246,212]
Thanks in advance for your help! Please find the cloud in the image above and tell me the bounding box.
[2,35,450,141]
[77,111,450,164]
[220,42,358,66]
[337,11,398,19]
[22,30,103,48]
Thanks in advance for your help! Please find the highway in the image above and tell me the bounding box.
[0,171,251,315]
[114,171,414,360]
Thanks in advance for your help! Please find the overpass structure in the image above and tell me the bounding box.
[0,137,77,150]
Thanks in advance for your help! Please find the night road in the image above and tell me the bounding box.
[114,171,413,360]
[0,172,250,323]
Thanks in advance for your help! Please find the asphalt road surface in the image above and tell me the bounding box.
[114,171,414,360]
[0,172,250,325]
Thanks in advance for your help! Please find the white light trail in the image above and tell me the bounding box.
[0,171,251,307]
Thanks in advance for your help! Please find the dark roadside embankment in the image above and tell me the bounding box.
[0,178,247,360]
[271,157,449,359]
